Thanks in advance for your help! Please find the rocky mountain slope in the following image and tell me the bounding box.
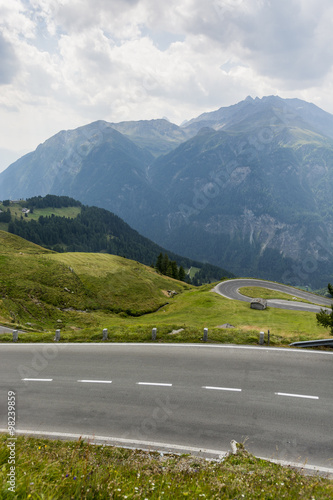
[1,96,332,288]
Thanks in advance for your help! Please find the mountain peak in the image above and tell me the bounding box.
[1,95,333,288]
[182,95,333,138]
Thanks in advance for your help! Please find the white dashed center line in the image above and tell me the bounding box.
[78,380,112,384]
[22,378,53,382]
[137,382,172,387]
[202,386,242,392]
[275,392,319,400]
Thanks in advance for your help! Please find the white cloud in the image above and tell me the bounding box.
[235,0,333,84]
[0,0,333,162]
[0,34,20,84]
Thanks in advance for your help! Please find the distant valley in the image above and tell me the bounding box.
[1,95,333,288]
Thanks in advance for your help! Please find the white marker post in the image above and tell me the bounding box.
[259,331,265,345]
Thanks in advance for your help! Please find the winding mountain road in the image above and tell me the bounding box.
[1,344,332,474]
[0,326,25,335]
[213,279,332,313]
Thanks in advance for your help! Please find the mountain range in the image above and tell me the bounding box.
[1,95,332,288]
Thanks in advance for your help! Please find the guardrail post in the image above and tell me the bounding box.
[102,328,108,341]
[13,330,18,342]
[203,327,208,342]
[54,329,61,342]
[152,327,157,341]
[259,331,265,345]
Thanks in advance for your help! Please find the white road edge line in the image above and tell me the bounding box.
[21,378,53,382]
[275,392,319,400]
[0,428,225,457]
[78,380,112,384]
[137,382,172,387]
[7,343,333,354]
[203,386,242,392]
[1,429,332,477]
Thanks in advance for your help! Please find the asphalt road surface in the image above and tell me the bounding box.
[213,279,333,313]
[1,344,332,472]
[0,326,24,335]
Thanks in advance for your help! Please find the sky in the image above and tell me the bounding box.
[1,0,333,171]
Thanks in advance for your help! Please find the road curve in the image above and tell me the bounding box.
[0,326,25,335]
[213,279,333,313]
[1,343,332,471]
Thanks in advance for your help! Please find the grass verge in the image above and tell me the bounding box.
[238,287,323,305]
[1,435,332,499]
[1,286,332,346]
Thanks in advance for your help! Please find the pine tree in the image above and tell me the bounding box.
[161,253,169,275]
[316,305,333,335]
[155,253,163,273]
[178,266,186,281]
[170,261,179,279]
[328,283,333,297]
[316,284,333,335]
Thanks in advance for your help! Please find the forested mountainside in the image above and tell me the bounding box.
[3,195,233,285]
[1,96,332,288]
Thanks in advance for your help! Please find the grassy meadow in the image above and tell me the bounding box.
[8,203,81,222]
[0,230,332,345]
[238,286,324,305]
[1,435,332,499]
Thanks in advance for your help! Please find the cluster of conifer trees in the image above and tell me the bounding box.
[154,253,186,281]
[0,208,11,222]
[26,195,82,209]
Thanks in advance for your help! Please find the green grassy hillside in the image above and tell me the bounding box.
[0,231,190,330]
[47,252,189,316]
[0,230,53,254]
[0,231,331,344]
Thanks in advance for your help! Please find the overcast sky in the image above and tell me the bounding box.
[1,0,333,171]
